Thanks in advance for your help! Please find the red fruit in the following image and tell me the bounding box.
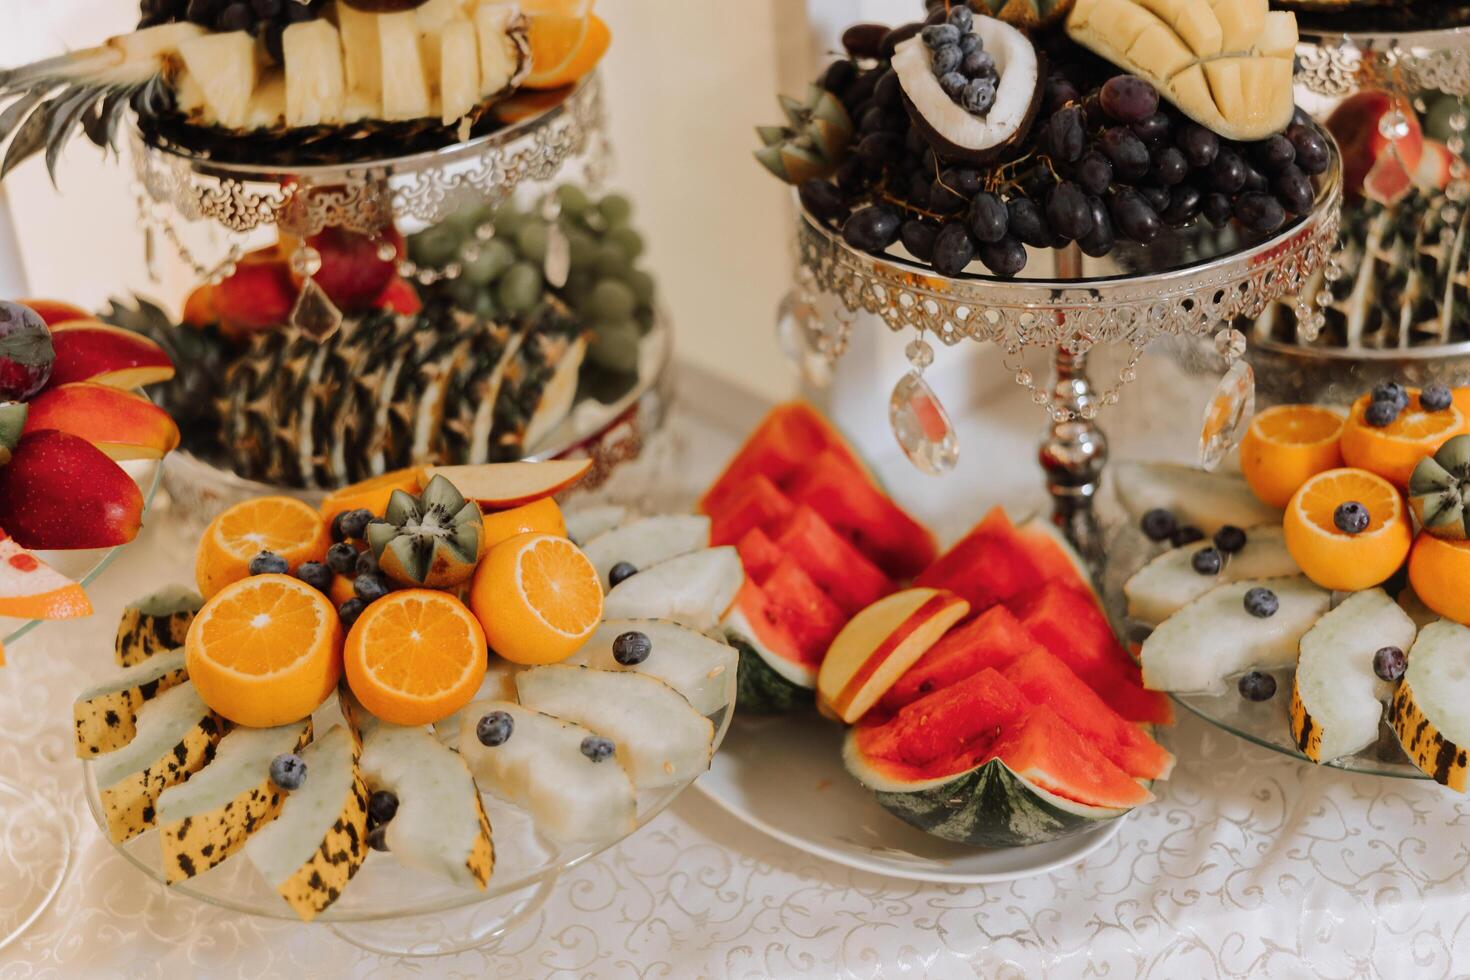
[46,322,174,390]
[761,558,847,661]
[292,227,403,314]
[23,383,180,460]
[1326,91,1423,201]
[701,402,870,516]
[0,301,54,401]
[0,430,144,550]
[916,507,1048,613]
[734,527,782,584]
[707,474,795,549]
[212,248,296,334]
[375,276,422,315]
[775,505,895,615]
[17,300,89,328]
[785,449,937,580]
[879,605,1038,713]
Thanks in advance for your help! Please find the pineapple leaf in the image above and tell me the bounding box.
[2,98,51,180]
[0,90,44,144]
[45,86,100,182]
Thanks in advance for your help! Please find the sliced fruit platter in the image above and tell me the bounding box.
[762,0,1331,279]
[700,404,1170,855]
[1112,381,1470,786]
[0,299,179,659]
[0,0,611,172]
[75,457,741,922]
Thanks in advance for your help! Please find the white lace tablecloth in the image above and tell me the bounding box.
[7,390,1470,979]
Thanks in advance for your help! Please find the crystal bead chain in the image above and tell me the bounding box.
[1003,343,1144,423]
[133,182,243,285]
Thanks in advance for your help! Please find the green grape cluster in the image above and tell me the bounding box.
[407,185,657,377]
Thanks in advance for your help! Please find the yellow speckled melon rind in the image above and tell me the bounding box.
[277,764,370,921]
[115,592,203,667]
[74,652,189,758]
[467,792,494,888]
[99,713,230,843]
[1288,675,1323,762]
[1390,681,1468,791]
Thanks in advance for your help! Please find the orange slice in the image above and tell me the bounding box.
[196,496,331,599]
[1340,391,1468,488]
[1408,534,1470,625]
[480,497,566,555]
[469,533,603,665]
[1283,468,1413,591]
[1239,404,1345,509]
[344,590,488,726]
[0,531,91,620]
[185,574,343,727]
[524,13,610,90]
[319,467,421,526]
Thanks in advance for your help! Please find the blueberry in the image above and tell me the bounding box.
[930,43,962,76]
[962,50,995,78]
[608,561,638,588]
[580,735,616,763]
[330,511,350,543]
[1371,381,1408,409]
[1243,587,1278,618]
[1213,525,1247,554]
[1139,508,1177,542]
[958,33,980,55]
[367,824,390,852]
[250,551,289,576]
[340,508,374,541]
[1171,525,1205,548]
[327,541,359,576]
[612,630,652,666]
[1191,547,1222,575]
[367,790,399,827]
[296,561,332,592]
[1421,382,1453,412]
[354,573,389,602]
[1364,399,1400,428]
[962,79,996,115]
[338,597,367,628]
[1333,501,1369,535]
[1238,670,1277,701]
[355,549,380,577]
[939,71,968,100]
[476,710,514,747]
[946,5,972,31]
[1373,645,1407,682]
[922,23,961,48]
[269,753,306,790]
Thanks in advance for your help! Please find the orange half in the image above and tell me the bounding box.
[470,533,603,665]
[1340,391,1467,487]
[344,590,488,726]
[196,496,331,599]
[1284,467,1412,591]
[524,14,610,90]
[1239,404,1345,509]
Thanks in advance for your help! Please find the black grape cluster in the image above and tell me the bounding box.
[139,0,327,62]
[802,27,1329,279]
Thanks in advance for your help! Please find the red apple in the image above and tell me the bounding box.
[376,276,422,315]
[212,247,296,335]
[419,459,594,508]
[182,284,218,329]
[288,226,403,314]
[1414,139,1459,192]
[45,322,175,390]
[0,301,53,401]
[1326,91,1423,201]
[23,383,180,460]
[0,429,144,550]
[18,300,89,328]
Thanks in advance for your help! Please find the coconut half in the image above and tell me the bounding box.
[892,16,1042,164]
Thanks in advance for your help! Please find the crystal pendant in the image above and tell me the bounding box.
[291,278,344,342]
[890,370,958,475]
[1199,359,1255,470]
[774,291,832,388]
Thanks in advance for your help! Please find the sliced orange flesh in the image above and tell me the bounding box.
[346,590,488,726]
[1295,469,1402,536]
[197,496,330,598]
[1284,468,1412,592]
[1241,404,1345,508]
[518,536,603,636]
[1340,391,1467,487]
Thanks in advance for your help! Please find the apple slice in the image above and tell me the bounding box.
[23,383,180,460]
[18,300,89,327]
[45,322,175,390]
[0,430,144,550]
[0,529,91,619]
[422,458,593,508]
[602,547,744,631]
[817,588,970,724]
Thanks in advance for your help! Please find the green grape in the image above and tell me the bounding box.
[447,204,493,237]
[566,229,598,270]
[409,224,462,269]
[446,277,483,310]
[473,291,501,322]
[606,226,644,260]
[463,238,517,286]
[490,203,527,239]
[497,261,544,314]
[593,242,630,278]
[598,193,633,227]
[555,184,592,217]
[628,269,657,306]
[587,279,637,320]
[587,318,641,374]
[635,306,656,335]
[516,220,550,264]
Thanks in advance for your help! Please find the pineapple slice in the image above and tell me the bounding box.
[244,75,287,131]
[283,20,347,127]
[379,10,434,120]
[440,17,483,125]
[177,31,261,131]
[336,4,383,106]
[473,2,518,97]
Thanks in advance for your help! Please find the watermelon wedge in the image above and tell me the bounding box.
[701,402,870,516]
[708,474,794,549]
[734,527,782,584]
[774,506,894,615]
[878,605,1036,713]
[0,529,91,621]
[1015,515,1096,597]
[916,507,1048,613]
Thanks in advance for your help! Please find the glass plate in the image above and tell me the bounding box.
[1100,521,1428,780]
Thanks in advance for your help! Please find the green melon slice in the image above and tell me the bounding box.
[1125,525,1298,625]
[359,724,494,890]
[580,515,712,592]
[74,649,189,758]
[515,664,714,789]
[1290,589,1417,764]
[1140,576,1331,693]
[602,547,743,631]
[245,725,368,922]
[434,658,524,749]
[564,505,630,546]
[459,700,637,844]
[1113,461,1281,535]
[565,619,736,717]
[156,719,312,882]
[1391,620,1470,790]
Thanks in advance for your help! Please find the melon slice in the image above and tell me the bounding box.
[459,700,637,844]
[1125,525,1298,625]
[0,532,90,621]
[757,558,846,659]
[245,725,368,922]
[1291,589,1417,764]
[156,720,312,882]
[434,658,524,748]
[359,724,494,889]
[580,515,712,592]
[1016,515,1096,597]
[785,449,937,580]
[515,665,714,789]
[602,547,743,631]
[115,586,203,667]
[734,527,782,584]
[700,402,871,517]
[565,505,629,546]
[1391,620,1470,790]
[566,619,736,717]
[93,682,229,843]
[74,649,188,758]
[707,474,795,550]
[817,588,970,723]
[1140,576,1331,693]
[1112,461,1281,535]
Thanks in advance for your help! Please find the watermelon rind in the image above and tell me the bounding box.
[843,730,1127,848]
[727,635,815,715]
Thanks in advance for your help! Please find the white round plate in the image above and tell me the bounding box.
[695,711,1128,884]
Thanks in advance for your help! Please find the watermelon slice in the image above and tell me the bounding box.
[701,402,869,516]
[707,474,795,549]
[775,506,894,615]
[760,558,846,659]
[0,528,91,620]
[723,578,816,712]
[878,605,1037,713]
[916,507,1048,613]
[734,527,782,585]
[1008,581,1174,725]
[986,704,1153,810]
[1015,516,1095,597]
[786,449,936,580]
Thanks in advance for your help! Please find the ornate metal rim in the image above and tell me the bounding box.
[794,146,1342,355]
[1253,334,1470,362]
[1295,25,1470,97]
[130,73,606,237]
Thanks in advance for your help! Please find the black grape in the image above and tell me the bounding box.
[1209,149,1248,193]
[1046,181,1094,241]
[1131,112,1171,144]
[1151,145,1188,186]
[1273,164,1314,215]
[1099,75,1159,123]
[1176,123,1220,169]
[1078,196,1115,257]
[978,236,1027,276]
[799,180,850,224]
[1007,197,1052,248]
[932,222,976,276]
[1203,192,1233,226]
[1100,127,1150,181]
[968,192,1009,243]
[900,220,939,262]
[1254,133,1296,173]
[1109,187,1162,243]
[1139,184,1170,213]
[1161,184,1202,226]
[843,206,902,251]
[1288,124,1330,175]
[1233,192,1286,233]
[1074,151,1113,196]
[1047,106,1087,163]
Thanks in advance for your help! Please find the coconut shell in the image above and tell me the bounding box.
[900,50,1046,168]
